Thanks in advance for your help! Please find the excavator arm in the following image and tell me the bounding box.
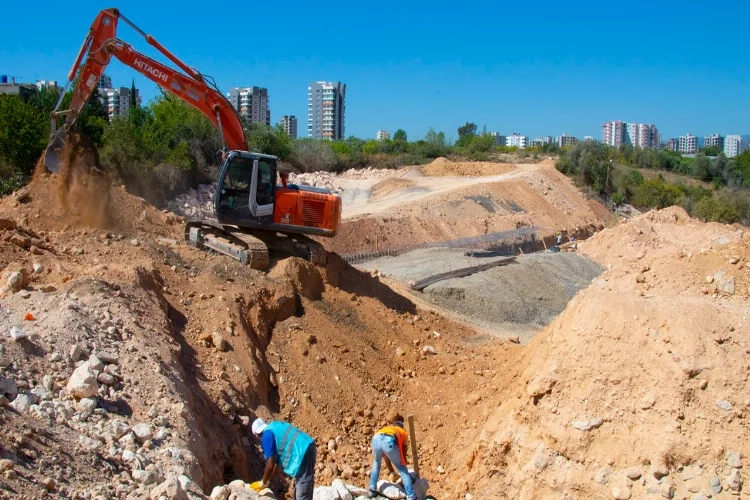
[45,8,247,172]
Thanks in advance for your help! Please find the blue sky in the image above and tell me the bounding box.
[1,0,748,141]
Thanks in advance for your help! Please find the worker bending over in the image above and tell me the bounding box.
[367,411,416,500]
[251,418,317,500]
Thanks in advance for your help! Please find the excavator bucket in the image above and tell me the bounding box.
[44,128,67,173]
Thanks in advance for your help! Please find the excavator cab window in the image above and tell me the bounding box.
[217,156,253,214]
[255,159,275,207]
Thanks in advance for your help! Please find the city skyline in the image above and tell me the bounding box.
[1,1,747,141]
[3,69,746,146]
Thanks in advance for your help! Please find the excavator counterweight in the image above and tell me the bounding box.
[45,8,341,270]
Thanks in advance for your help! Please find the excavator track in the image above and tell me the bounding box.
[184,221,269,270]
[288,233,327,266]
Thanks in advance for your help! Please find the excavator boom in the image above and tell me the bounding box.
[44,8,246,171]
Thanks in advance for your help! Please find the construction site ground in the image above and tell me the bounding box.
[0,156,748,500]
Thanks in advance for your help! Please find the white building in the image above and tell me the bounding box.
[602,121,659,148]
[724,135,744,158]
[376,130,390,141]
[100,86,141,120]
[557,133,577,148]
[678,134,698,154]
[507,133,528,149]
[35,80,62,92]
[704,133,724,151]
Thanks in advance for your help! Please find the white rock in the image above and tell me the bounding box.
[727,450,742,468]
[33,263,44,274]
[9,393,32,413]
[111,420,131,439]
[727,469,741,491]
[66,363,98,399]
[97,372,115,385]
[133,423,153,443]
[88,354,104,372]
[313,486,341,500]
[377,479,406,499]
[329,479,352,500]
[572,418,603,431]
[130,239,140,247]
[9,327,28,341]
[421,346,437,356]
[612,485,632,499]
[70,344,82,362]
[149,476,189,500]
[122,450,137,462]
[328,439,337,452]
[77,397,97,415]
[717,400,733,411]
[132,469,157,485]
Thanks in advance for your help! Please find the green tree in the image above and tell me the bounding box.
[455,122,477,148]
[0,95,47,182]
[362,140,378,155]
[393,129,407,142]
[701,145,721,156]
[245,123,292,161]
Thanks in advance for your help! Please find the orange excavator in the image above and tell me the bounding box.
[44,8,341,269]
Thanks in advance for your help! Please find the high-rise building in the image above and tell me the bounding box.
[506,133,528,149]
[724,135,744,158]
[664,138,678,152]
[278,115,297,139]
[376,130,390,141]
[704,134,724,151]
[98,74,113,90]
[557,133,577,148]
[227,87,270,126]
[100,86,141,120]
[308,81,346,140]
[602,121,625,147]
[35,80,61,92]
[491,132,507,146]
[678,134,698,154]
[602,121,659,148]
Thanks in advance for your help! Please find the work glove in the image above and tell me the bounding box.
[249,481,264,491]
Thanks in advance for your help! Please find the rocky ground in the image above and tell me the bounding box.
[1,156,749,500]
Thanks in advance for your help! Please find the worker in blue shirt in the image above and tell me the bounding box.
[250,418,317,500]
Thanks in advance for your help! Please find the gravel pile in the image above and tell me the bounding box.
[359,248,603,340]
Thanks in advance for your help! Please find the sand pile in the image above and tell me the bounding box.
[421,157,516,177]
[448,207,750,499]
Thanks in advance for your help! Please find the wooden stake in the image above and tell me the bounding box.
[407,414,420,478]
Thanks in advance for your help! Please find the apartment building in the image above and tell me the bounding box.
[602,121,659,148]
[678,134,698,154]
[278,115,298,140]
[98,74,113,90]
[376,130,390,141]
[724,135,744,158]
[100,86,141,120]
[228,87,270,126]
[308,81,346,140]
[704,134,724,151]
[557,133,577,148]
[532,136,552,147]
[507,133,528,149]
[664,138,678,152]
[491,132,507,146]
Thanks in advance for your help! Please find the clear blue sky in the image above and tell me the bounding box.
[1,0,748,141]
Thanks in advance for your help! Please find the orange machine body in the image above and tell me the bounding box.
[274,187,341,236]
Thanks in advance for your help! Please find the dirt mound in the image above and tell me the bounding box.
[369,178,416,201]
[448,208,750,499]
[421,157,517,177]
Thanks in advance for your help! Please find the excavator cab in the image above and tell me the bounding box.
[215,152,278,225]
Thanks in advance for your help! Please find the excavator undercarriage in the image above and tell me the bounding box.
[184,221,327,270]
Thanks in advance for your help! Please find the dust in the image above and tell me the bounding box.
[53,131,113,228]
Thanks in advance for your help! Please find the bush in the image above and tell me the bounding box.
[631,178,684,209]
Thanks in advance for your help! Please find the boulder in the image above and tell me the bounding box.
[377,480,407,499]
[312,486,341,500]
[9,393,32,413]
[332,479,353,500]
[150,476,189,500]
[65,362,98,399]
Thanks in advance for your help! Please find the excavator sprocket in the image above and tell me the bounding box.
[184,221,269,270]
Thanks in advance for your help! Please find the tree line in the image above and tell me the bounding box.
[557,141,750,224]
